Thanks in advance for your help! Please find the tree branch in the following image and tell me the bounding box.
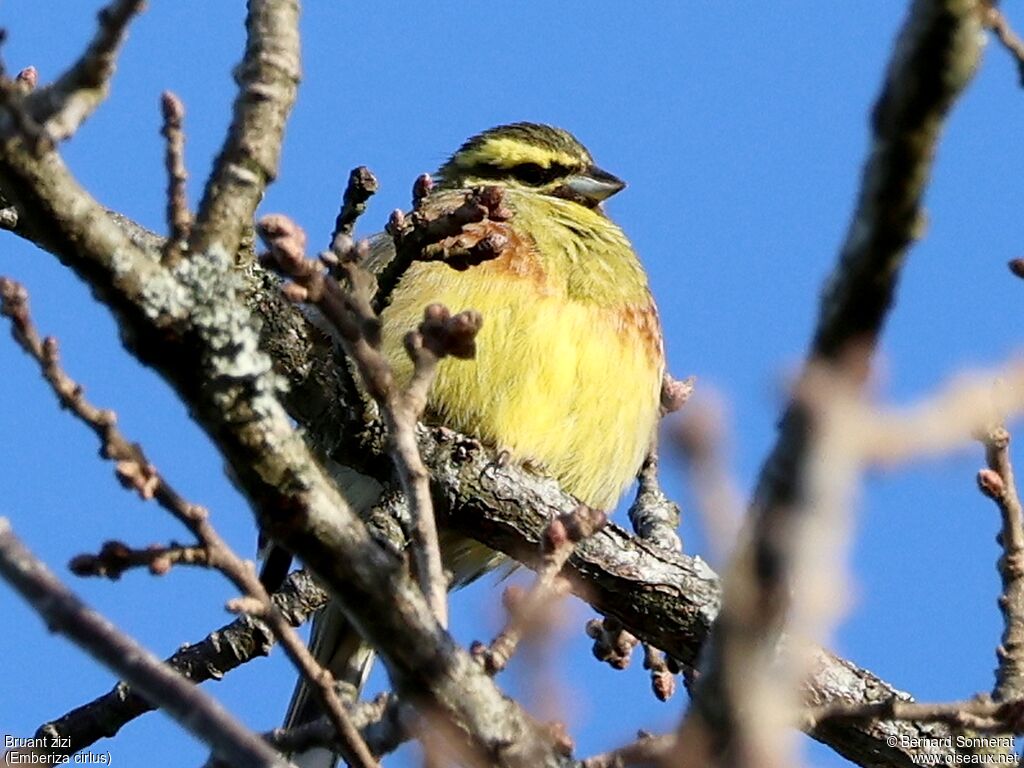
[24,0,146,143]
[980,426,1024,703]
[189,0,300,259]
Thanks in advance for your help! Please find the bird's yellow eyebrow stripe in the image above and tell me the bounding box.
[454,137,582,170]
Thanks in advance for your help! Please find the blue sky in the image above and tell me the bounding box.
[2,3,1023,766]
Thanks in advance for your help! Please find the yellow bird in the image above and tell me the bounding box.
[286,123,665,767]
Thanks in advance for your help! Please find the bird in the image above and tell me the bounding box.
[283,122,665,767]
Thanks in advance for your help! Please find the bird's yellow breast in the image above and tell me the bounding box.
[381,189,664,510]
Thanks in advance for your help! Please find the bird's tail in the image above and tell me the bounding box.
[282,463,383,768]
[283,602,375,768]
[280,463,508,768]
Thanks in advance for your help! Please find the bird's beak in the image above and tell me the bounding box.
[565,165,626,205]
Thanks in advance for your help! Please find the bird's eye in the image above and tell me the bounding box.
[509,161,576,186]
[510,162,550,185]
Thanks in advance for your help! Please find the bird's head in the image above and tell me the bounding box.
[436,122,625,209]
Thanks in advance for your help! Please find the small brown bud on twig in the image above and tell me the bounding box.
[226,596,266,616]
[557,505,607,546]
[115,460,160,499]
[148,552,173,575]
[546,721,575,757]
[387,209,407,238]
[544,518,569,553]
[979,468,1007,500]
[661,374,696,416]
[502,585,526,614]
[586,616,640,670]
[412,173,433,208]
[475,185,513,221]
[15,65,37,91]
[652,670,676,701]
[281,282,309,303]
[469,640,487,661]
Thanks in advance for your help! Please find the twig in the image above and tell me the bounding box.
[803,694,1024,736]
[264,694,406,760]
[474,506,606,675]
[584,616,640,670]
[1,277,154,478]
[660,373,695,417]
[1,275,222,537]
[0,276,379,768]
[69,540,209,578]
[26,0,146,142]
[627,452,682,558]
[581,732,676,768]
[627,418,685,700]
[810,362,1024,466]
[332,165,379,241]
[620,375,691,698]
[225,593,381,768]
[30,569,327,758]
[160,91,191,264]
[373,184,511,315]
[189,0,299,259]
[979,425,1024,703]
[674,396,744,561]
[981,1,1024,87]
[0,518,289,768]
